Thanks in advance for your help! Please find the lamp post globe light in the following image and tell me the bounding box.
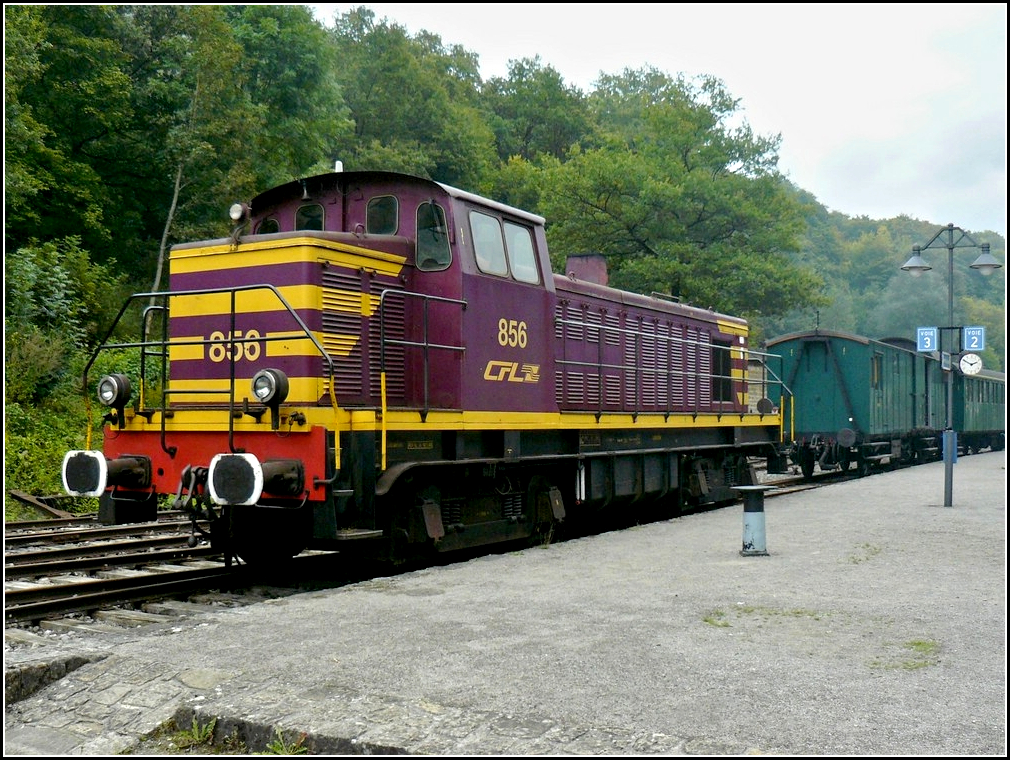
[901,223,1002,507]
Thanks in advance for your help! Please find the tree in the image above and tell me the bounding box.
[326,7,496,188]
[481,56,591,163]
[4,6,135,259]
[226,4,354,186]
[4,238,129,403]
[3,5,50,223]
[538,69,824,320]
[144,5,263,294]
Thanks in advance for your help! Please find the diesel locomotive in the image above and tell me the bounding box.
[765,330,1005,479]
[61,169,788,564]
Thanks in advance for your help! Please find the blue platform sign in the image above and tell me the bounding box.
[963,326,985,351]
[916,327,939,352]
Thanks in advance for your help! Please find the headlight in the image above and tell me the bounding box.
[251,368,288,405]
[97,374,131,407]
[229,202,250,223]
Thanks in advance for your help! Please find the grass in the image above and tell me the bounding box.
[131,719,314,755]
[846,542,883,564]
[703,604,825,627]
[130,717,245,754]
[870,639,941,671]
[264,729,310,755]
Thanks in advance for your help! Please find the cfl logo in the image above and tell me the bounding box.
[483,361,540,383]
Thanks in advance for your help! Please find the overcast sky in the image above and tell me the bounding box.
[311,3,1006,237]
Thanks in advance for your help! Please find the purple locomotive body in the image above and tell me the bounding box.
[62,170,786,564]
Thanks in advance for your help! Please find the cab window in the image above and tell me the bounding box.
[504,221,539,284]
[470,211,508,276]
[367,195,398,234]
[416,202,450,271]
[256,218,280,234]
[296,204,324,231]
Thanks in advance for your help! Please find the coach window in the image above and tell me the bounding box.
[416,202,450,270]
[470,210,508,276]
[256,218,280,234]
[367,195,398,234]
[871,353,883,389]
[296,204,324,231]
[504,221,539,284]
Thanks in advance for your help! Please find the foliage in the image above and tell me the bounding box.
[4,400,90,508]
[226,4,354,186]
[481,56,592,163]
[3,4,51,217]
[4,5,134,259]
[538,70,825,319]
[5,237,131,406]
[326,6,496,188]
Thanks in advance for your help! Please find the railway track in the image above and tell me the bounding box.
[4,512,255,627]
[3,470,849,630]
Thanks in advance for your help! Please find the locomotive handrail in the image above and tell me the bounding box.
[139,304,168,413]
[377,289,467,469]
[78,284,338,457]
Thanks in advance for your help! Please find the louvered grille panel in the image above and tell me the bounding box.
[370,283,406,400]
[697,332,712,407]
[585,310,601,343]
[671,325,686,407]
[640,328,658,407]
[555,303,567,340]
[320,267,405,405]
[320,265,366,399]
[655,322,670,408]
[684,328,699,407]
[604,313,620,346]
[624,317,639,408]
[587,373,601,406]
[604,374,621,406]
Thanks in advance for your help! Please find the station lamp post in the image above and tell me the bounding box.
[901,223,1002,507]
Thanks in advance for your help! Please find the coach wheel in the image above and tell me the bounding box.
[857,458,872,478]
[837,447,851,472]
[799,448,816,481]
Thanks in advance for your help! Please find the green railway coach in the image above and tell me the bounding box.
[765,330,1004,479]
[954,368,1006,453]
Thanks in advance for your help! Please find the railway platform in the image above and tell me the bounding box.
[5,450,1006,755]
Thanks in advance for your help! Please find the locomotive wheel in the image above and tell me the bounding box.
[218,504,309,565]
[527,474,562,547]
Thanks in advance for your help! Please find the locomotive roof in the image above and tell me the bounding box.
[250,170,546,226]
